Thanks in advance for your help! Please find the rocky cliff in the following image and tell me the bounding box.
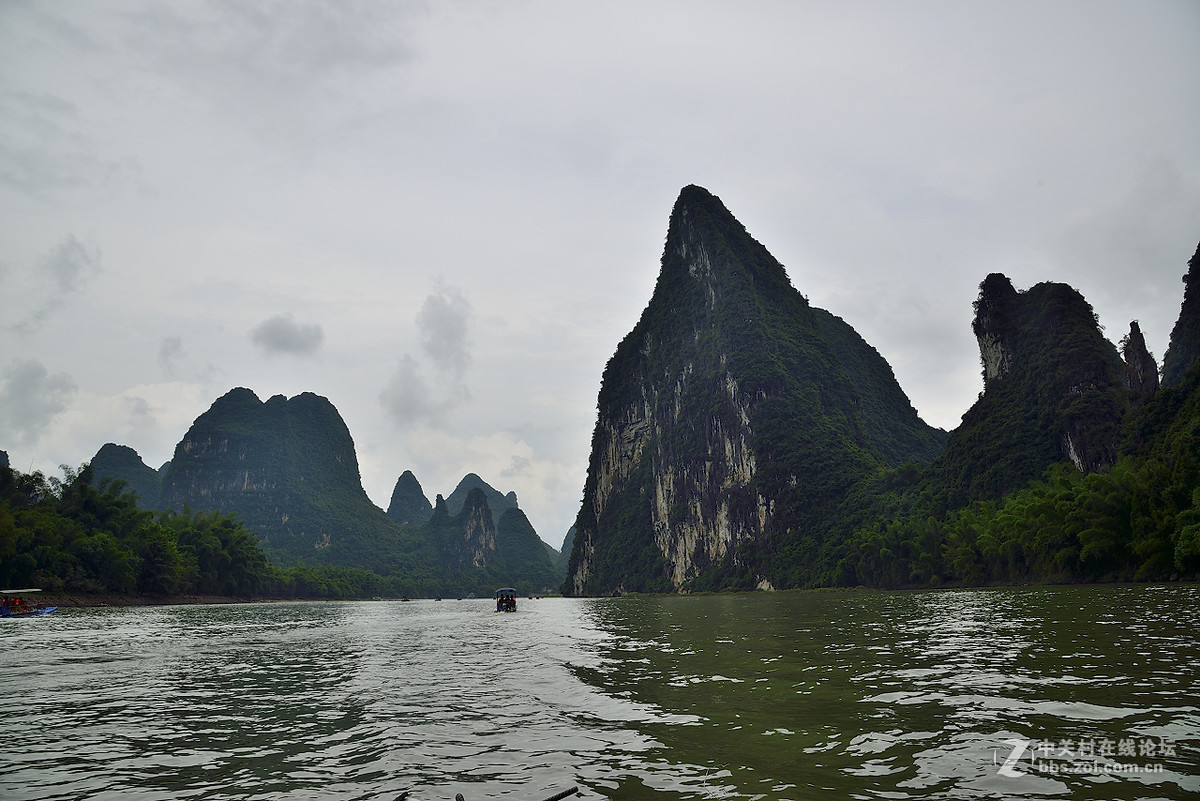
[566,185,946,595]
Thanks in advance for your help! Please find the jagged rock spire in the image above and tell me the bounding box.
[1122,321,1159,404]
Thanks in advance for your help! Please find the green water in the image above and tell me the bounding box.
[574,586,1199,799]
[0,585,1196,800]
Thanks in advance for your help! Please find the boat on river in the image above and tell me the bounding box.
[1,589,58,618]
[494,587,517,613]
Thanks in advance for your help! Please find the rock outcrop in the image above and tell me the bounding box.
[566,185,946,595]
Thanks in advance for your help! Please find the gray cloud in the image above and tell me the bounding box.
[158,336,183,376]
[380,284,474,427]
[250,313,324,357]
[500,455,532,479]
[418,284,472,376]
[13,235,101,334]
[0,359,78,446]
[379,354,436,428]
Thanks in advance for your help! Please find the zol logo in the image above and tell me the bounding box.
[996,738,1031,777]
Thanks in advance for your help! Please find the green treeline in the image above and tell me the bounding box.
[0,463,420,599]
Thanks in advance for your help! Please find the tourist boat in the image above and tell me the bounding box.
[494,587,518,613]
[0,589,58,618]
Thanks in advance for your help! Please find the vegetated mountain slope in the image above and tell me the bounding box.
[386,470,434,526]
[917,274,1130,510]
[153,388,562,593]
[158,388,427,573]
[424,489,560,596]
[88,443,164,509]
[566,185,946,595]
[444,472,519,527]
[837,242,1200,588]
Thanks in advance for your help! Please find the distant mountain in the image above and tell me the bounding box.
[565,185,947,595]
[147,387,561,593]
[444,473,518,528]
[386,470,433,526]
[158,388,420,572]
[496,506,560,592]
[424,489,559,595]
[88,443,162,508]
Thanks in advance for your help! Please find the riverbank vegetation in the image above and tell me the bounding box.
[0,463,413,600]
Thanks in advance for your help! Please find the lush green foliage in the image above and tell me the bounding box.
[0,463,273,596]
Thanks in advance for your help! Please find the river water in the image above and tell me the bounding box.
[1,585,1197,801]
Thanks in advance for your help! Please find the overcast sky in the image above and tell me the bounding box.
[2,1,1198,548]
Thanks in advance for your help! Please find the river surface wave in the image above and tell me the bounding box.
[1,585,1197,800]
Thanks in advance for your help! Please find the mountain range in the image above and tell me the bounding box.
[31,184,1200,596]
[87,392,562,596]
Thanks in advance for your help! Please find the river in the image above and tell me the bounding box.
[1,585,1196,800]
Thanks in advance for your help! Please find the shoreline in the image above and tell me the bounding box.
[37,593,276,609]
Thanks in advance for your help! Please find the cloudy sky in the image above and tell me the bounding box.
[2,1,1198,548]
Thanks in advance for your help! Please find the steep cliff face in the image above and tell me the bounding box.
[567,185,946,595]
[972,273,1021,383]
[1161,241,1200,387]
[159,388,403,566]
[428,489,496,570]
